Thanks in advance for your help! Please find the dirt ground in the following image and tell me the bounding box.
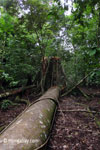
[47,87,100,150]
[0,87,100,150]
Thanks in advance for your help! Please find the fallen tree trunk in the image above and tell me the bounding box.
[0,87,60,150]
[0,84,36,100]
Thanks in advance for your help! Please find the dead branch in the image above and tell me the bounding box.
[0,85,36,100]
[57,109,97,113]
[61,70,96,97]
[77,87,90,100]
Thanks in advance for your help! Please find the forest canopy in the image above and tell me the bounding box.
[0,0,100,91]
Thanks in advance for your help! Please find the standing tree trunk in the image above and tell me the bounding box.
[97,2,100,48]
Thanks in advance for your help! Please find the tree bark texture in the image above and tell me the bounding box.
[0,87,60,150]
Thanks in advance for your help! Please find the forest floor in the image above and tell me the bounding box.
[0,87,100,149]
[47,87,100,150]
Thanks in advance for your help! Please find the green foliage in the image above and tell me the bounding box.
[0,0,100,90]
[63,0,100,87]
[0,0,66,90]
[1,100,15,110]
[1,72,13,82]
[86,70,100,86]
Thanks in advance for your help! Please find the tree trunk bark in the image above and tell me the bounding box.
[0,87,60,150]
[97,3,100,48]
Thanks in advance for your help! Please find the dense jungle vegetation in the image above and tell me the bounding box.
[0,0,100,91]
[1,1,100,149]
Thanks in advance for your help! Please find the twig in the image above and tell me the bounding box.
[57,109,98,113]
[57,102,66,124]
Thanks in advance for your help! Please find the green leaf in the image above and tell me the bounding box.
[97,48,100,51]
[89,50,96,56]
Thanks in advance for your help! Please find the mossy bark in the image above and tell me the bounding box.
[0,87,59,150]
